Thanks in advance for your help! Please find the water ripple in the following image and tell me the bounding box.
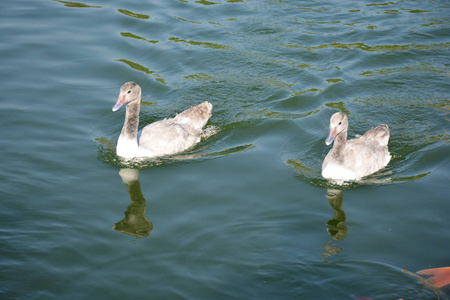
[53,0,102,8]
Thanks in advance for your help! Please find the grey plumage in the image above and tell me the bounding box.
[322,112,391,181]
[112,82,213,159]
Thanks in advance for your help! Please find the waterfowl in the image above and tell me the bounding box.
[112,82,213,159]
[321,112,391,181]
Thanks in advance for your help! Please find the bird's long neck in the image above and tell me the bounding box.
[121,99,140,141]
[331,129,347,162]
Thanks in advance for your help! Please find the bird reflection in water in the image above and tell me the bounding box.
[322,189,348,258]
[113,168,153,238]
[326,189,348,240]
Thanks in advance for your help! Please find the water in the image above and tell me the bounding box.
[1,0,449,299]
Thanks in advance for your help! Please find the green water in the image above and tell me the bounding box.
[1,0,449,299]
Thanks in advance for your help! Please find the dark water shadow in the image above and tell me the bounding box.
[319,189,450,298]
[113,168,153,238]
[321,189,348,259]
[53,0,102,8]
[325,189,347,241]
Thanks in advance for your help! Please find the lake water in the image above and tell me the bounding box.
[1,0,449,299]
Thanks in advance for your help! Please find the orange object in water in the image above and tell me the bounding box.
[417,267,450,288]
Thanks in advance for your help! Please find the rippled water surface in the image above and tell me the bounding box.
[1,0,449,299]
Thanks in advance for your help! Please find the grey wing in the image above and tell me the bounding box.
[342,142,386,177]
[173,101,213,131]
[359,124,390,147]
[139,119,200,156]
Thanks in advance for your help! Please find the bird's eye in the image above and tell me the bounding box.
[127,90,131,94]
[338,122,342,125]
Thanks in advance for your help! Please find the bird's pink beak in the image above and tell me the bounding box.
[325,127,336,145]
[112,94,125,112]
